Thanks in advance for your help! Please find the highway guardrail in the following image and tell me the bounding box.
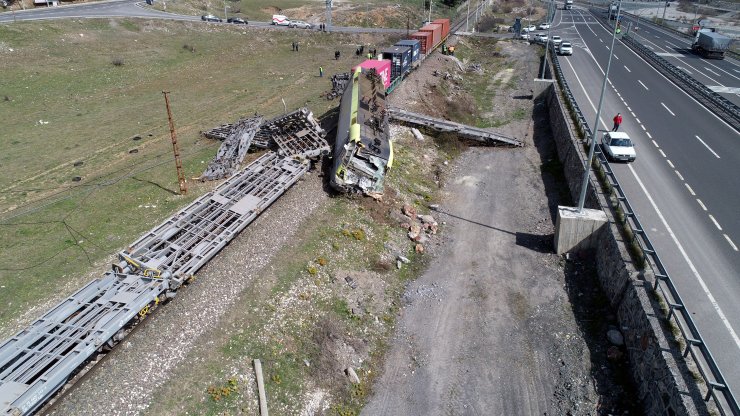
[547,40,739,416]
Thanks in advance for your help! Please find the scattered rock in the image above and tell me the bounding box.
[132,135,142,141]
[411,128,425,141]
[345,276,357,289]
[396,260,403,269]
[415,244,424,254]
[418,214,436,225]
[402,204,417,218]
[408,224,422,240]
[129,148,139,154]
[345,367,360,384]
[607,329,624,346]
[398,256,410,264]
[73,161,84,167]
[429,204,440,211]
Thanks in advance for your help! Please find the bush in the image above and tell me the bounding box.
[111,57,124,66]
[183,44,196,53]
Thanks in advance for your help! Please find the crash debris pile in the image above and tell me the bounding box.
[201,116,263,181]
[201,108,329,180]
[326,72,351,100]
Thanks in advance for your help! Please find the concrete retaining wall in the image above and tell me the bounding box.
[543,83,708,415]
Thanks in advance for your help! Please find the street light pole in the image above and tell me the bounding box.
[539,0,553,79]
[224,0,227,21]
[576,0,622,212]
[466,0,470,32]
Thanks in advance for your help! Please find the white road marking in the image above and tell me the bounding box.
[704,66,720,76]
[655,52,685,57]
[665,41,678,48]
[659,149,666,157]
[677,66,693,74]
[667,160,675,168]
[697,199,707,211]
[600,38,604,42]
[635,117,641,124]
[630,111,636,117]
[661,102,675,116]
[606,45,610,50]
[695,135,720,159]
[638,80,649,90]
[626,106,631,111]
[646,132,653,139]
[626,164,740,349]
[576,22,740,347]
[652,139,659,147]
[640,124,646,131]
[725,234,739,252]
[624,65,631,72]
[685,183,694,195]
[614,54,619,60]
[709,214,722,231]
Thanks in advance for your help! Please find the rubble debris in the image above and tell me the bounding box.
[201,115,263,181]
[411,128,425,141]
[398,255,410,264]
[402,204,417,218]
[606,329,624,346]
[258,108,330,159]
[345,367,360,384]
[345,275,357,289]
[467,63,484,74]
[326,72,351,100]
[415,244,424,253]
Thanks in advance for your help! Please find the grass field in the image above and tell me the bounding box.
[0,18,395,331]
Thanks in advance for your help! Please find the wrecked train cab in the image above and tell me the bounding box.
[331,67,393,196]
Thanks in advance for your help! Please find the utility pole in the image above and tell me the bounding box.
[162,91,187,195]
[466,0,470,32]
[325,0,332,31]
[223,0,227,21]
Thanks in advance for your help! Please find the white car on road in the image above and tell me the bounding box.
[601,132,636,162]
[523,25,537,32]
[551,35,562,46]
[538,23,550,30]
[558,41,573,55]
[535,33,548,44]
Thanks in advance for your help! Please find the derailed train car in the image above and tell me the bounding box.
[331,67,393,196]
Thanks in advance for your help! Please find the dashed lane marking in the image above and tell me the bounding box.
[659,149,666,157]
[635,117,641,124]
[646,132,653,139]
[695,135,720,159]
[661,102,675,116]
[638,80,649,90]
[624,65,631,72]
[709,214,723,231]
[685,182,694,195]
[703,66,720,76]
[677,66,693,74]
[667,159,674,168]
[640,124,646,131]
[725,234,739,252]
[697,199,707,211]
[630,111,636,117]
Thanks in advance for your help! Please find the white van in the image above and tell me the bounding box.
[272,14,290,26]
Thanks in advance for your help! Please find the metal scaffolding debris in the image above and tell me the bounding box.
[201,116,264,181]
[0,111,323,416]
[388,107,524,147]
[255,108,330,159]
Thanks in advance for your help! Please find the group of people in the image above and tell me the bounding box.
[291,41,300,51]
[355,46,377,59]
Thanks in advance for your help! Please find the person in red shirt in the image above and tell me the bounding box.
[612,113,623,131]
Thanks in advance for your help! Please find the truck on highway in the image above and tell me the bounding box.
[691,29,732,59]
[564,0,573,10]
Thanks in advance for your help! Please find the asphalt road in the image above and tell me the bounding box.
[552,6,740,399]
[618,11,740,107]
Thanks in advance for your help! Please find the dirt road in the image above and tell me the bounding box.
[362,99,629,414]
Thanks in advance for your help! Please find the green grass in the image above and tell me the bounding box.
[0,19,397,331]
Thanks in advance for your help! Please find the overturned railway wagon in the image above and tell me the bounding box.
[331,67,393,196]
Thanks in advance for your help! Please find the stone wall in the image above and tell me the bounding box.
[544,83,709,415]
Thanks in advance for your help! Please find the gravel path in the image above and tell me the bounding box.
[361,107,603,414]
[47,170,329,415]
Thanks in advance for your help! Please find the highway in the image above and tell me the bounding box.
[619,11,740,106]
[549,6,740,398]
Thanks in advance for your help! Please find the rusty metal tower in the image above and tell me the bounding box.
[162,91,187,195]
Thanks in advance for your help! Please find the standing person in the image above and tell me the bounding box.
[612,113,622,131]
[335,50,341,60]
[295,42,299,51]
[291,41,296,51]
[319,66,324,77]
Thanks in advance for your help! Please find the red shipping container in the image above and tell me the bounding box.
[432,18,450,39]
[352,59,392,90]
[420,23,443,50]
[410,31,433,54]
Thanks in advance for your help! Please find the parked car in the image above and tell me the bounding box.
[558,41,573,55]
[227,17,247,24]
[538,23,550,30]
[601,132,636,162]
[201,14,222,22]
[523,25,537,32]
[551,35,562,46]
[289,20,312,29]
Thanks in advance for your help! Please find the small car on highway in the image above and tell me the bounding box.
[289,20,312,29]
[227,17,247,24]
[601,132,636,162]
[535,33,548,44]
[538,23,550,30]
[551,35,562,46]
[201,14,222,22]
[523,25,537,32]
[558,41,573,55]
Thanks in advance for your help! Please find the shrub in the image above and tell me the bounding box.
[111,57,124,66]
